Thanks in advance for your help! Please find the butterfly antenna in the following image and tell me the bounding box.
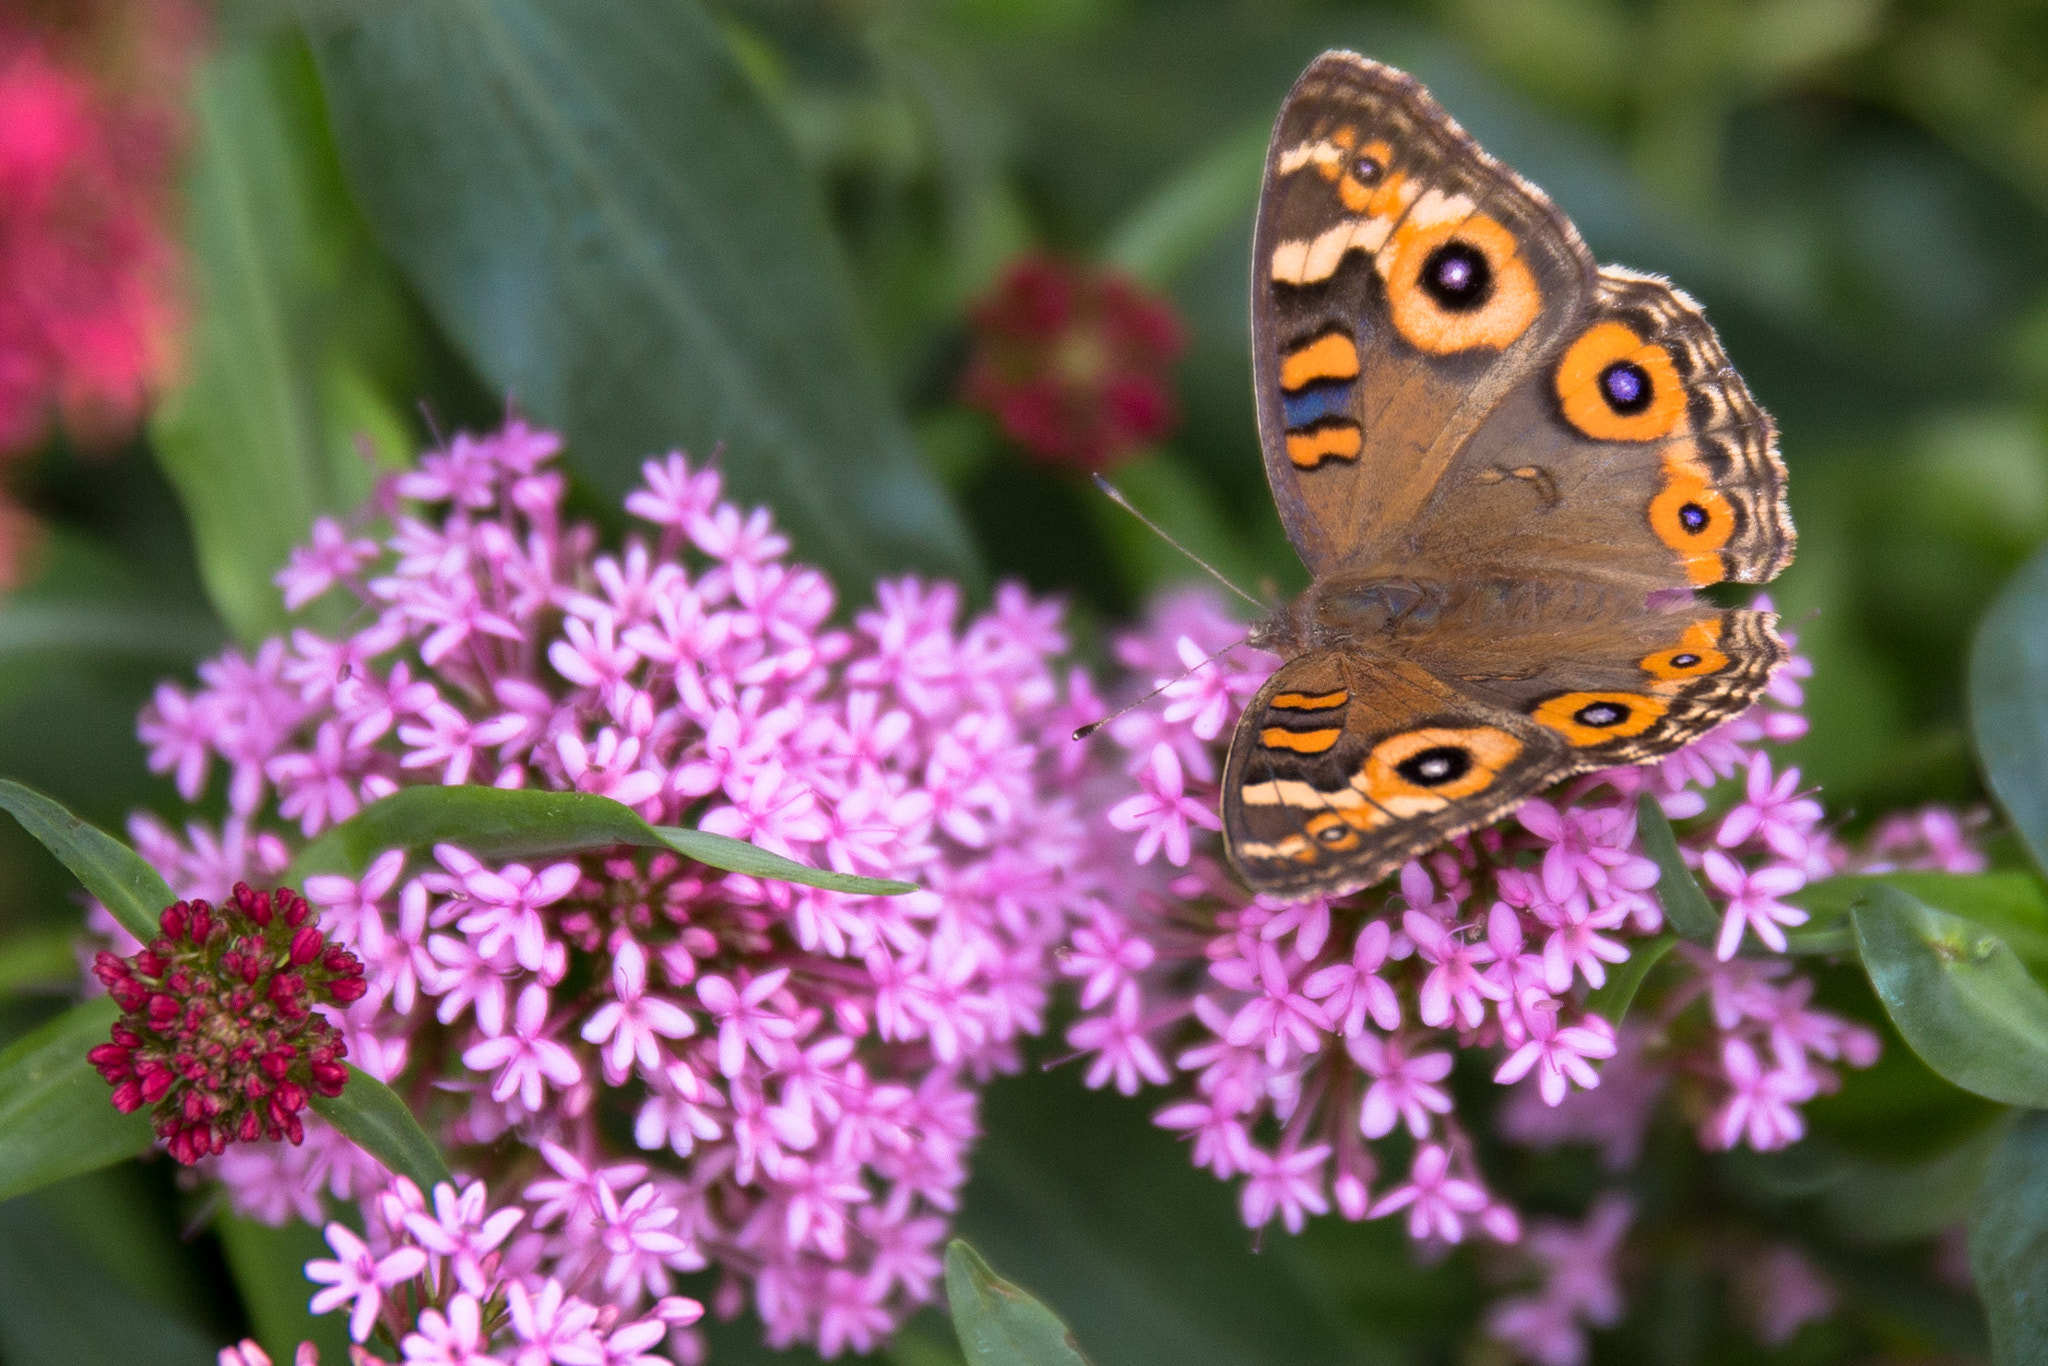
[1092,474,1267,612]
[416,398,448,450]
[1071,632,1252,741]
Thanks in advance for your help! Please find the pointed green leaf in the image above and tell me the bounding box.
[1973,539,2048,874]
[652,826,915,896]
[288,785,913,895]
[1853,883,2048,1105]
[0,998,154,1202]
[305,0,977,590]
[308,1066,452,1192]
[1585,932,1676,1026]
[152,40,412,642]
[1972,1110,2048,1365]
[1635,793,1719,943]
[287,785,659,881]
[945,1240,1092,1366]
[0,780,173,942]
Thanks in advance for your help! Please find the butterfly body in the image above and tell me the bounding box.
[1222,53,1794,901]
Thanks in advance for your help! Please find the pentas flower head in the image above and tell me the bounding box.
[107,420,1092,1357]
[293,1174,704,1362]
[88,883,365,1164]
[961,253,1185,470]
[1062,589,1971,1362]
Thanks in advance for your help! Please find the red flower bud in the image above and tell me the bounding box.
[90,883,357,1163]
[289,925,323,965]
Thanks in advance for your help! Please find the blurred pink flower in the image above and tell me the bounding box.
[0,1,197,454]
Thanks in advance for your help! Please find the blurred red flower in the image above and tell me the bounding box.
[962,253,1185,471]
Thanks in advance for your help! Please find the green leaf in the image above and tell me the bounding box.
[308,1065,453,1192]
[289,785,913,895]
[1852,883,2048,1105]
[0,779,174,942]
[1794,871,2048,969]
[945,1240,1092,1366]
[288,785,659,880]
[958,1067,1364,1366]
[305,0,978,590]
[216,1215,351,1366]
[0,998,154,1202]
[1972,1110,2048,1366]
[1585,932,1676,1026]
[151,39,412,642]
[0,928,85,998]
[1102,120,1267,286]
[653,826,916,896]
[1635,793,1719,943]
[1974,538,2048,874]
[1822,1118,2008,1245]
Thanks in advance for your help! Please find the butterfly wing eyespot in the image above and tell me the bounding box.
[1648,461,1737,584]
[1383,214,1541,355]
[1358,725,1522,807]
[1554,321,1687,441]
[1641,619,1729,686]
[1527,691,1667,747]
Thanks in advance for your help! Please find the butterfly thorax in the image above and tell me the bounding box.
[1251,573,1447,657]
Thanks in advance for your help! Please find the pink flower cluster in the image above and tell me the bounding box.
[114,421,1094,1356]
[1064,589,1977,1360]
[0,1,194,455]
[302,1174,704,1364]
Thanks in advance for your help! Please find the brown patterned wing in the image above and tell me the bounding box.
[1251,51,1598,575]
[1405,266,1794,593]
[1403,597,1788,767]
[1221,649,1570,899]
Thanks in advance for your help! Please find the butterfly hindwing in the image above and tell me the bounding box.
[1222,652,1570,899]
[1406,600,1788,766]
[1409,267,1794,592]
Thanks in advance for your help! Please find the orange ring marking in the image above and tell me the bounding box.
[1383,214,1540,355]
[1530,691,1667,747]
[1555,321,1688,442]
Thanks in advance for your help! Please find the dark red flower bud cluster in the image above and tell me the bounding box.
[961,253,1185,470]
[87,882,365,1164]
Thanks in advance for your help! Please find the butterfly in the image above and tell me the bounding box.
[1221,51,1794,901]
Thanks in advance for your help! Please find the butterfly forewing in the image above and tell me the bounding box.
[1250,52,1596,576]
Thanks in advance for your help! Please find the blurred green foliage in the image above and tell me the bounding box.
[11,0,2048,1361]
